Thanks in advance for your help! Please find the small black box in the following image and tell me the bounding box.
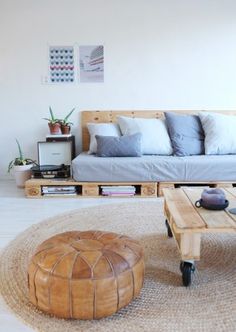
[46,134,76,159]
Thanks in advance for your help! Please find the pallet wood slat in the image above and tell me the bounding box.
[25,185,41,198]
[162,188,206,230]
[222,188,236,224]
[212,183,233,188]
[158,182,235,197]
[180,233,201,261]
[82,184,99,196]
[141,183,157,196]
[224,187,236,198]
[158,183,175,196]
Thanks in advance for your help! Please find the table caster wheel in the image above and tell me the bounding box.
[180,261,195,287]
[165,219,173,238]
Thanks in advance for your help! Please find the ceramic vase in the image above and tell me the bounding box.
[61,125,71,135]
[14,164,33,188]
[48,123,61,135]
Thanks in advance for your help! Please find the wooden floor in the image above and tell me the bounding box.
[0,180,157,332]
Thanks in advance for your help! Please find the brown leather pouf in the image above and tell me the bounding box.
[28,230,145,319]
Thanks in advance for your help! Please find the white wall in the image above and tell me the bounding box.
[1,0,236,179]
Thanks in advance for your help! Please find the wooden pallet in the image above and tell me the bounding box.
[25,179,236,198]
[25,179,157,198]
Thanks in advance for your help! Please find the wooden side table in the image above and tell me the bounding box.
[163,187,236,286]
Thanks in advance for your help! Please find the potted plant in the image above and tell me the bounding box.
[59,108,75,134]
[43,107,61,134]
[8,139,36,188]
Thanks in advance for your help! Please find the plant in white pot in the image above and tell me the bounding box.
[8,139,36,188]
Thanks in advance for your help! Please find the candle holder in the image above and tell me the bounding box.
[195,188,229,210]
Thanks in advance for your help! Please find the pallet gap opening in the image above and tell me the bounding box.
[175,183,215,188]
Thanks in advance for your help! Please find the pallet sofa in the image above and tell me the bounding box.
[25,110,236,198]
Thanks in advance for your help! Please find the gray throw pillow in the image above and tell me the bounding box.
[165,112,205,156]
[95,133,142,157]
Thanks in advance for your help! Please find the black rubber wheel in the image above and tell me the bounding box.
[165,219,173,238]
[181,262,195,287]
[180,261,184,273]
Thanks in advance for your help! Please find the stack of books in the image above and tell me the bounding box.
[42,186,77,196]
[101,186,136,197]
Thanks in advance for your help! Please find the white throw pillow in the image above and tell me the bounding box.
[87,123,121,154]
[199,112,236,155]
[117,116,173,155]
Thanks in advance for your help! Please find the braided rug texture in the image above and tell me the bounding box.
[0,201,236,332]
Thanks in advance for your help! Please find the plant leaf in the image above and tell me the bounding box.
[15,139,23,160]
[49,106,55,121]
[64,108,75,122]
[25,158,38,165]
[7,160,15,173]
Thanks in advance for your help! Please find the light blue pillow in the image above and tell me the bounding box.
[165,112,205,156]
[95,133,142,157]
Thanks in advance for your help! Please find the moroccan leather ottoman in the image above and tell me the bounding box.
[28,230,145,319]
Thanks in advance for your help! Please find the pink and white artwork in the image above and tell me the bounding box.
[79,45,104,83]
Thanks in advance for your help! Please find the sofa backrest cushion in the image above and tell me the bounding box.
[117,116,173,155]
[96,133,142,157]
[87,123,121,154]
[199,112,236,155]
[165,112,205,156]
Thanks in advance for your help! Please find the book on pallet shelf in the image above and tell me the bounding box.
[43,192,77,196]
[101,185,136,197]
[42,186,76,192]
[101,186,136,189]
[42,186,76,195]
[102,193,135,197]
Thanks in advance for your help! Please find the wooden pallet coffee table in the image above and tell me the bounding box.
[163,187,236,286]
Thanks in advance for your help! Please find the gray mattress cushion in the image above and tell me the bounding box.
[72,152,236,182]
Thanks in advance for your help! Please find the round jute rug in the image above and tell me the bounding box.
[0,201,236,332]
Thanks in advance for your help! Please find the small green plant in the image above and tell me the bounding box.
[60,108,75,126]
[8,139,36,173]
[43,106,60,124]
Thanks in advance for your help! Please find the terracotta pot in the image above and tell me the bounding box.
[48,123,61,135]
[61,125,71,135]
[14,164,33,188]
